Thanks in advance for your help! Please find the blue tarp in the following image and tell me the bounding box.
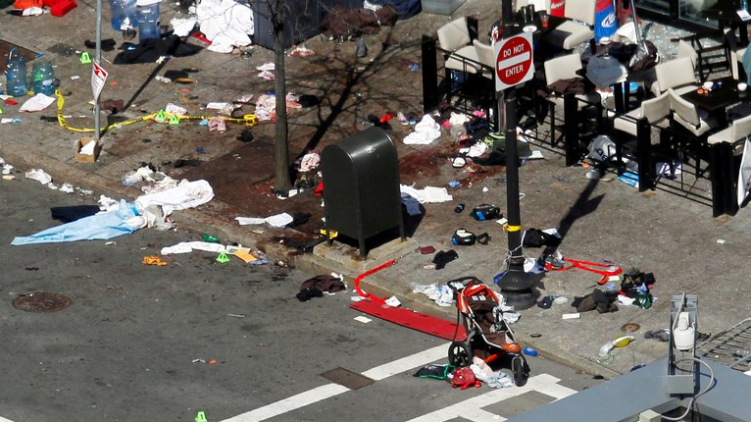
[11,201,140,245]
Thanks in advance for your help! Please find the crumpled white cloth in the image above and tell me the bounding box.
[448,112,471,126]
[161,241,226,255]
[235,212,293,228]
[25,168,52,185]
[196,0,254,52]
[470,363,515,388]
[135,179,214,216]
[400,184,453,203]
[459,141,489,158]
[403,115,442,145]
[170,17,197,37]
[20,93,55,112]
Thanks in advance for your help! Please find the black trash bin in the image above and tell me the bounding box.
[321,127,405,258]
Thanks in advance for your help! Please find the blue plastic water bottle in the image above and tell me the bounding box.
[109,0,138,32]
[31,59,55,96]
[137,2,161,42]
[5,48,28,97]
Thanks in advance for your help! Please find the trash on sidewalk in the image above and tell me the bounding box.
[572,289,619,314]
[142,255,168,266]
[19,93,55,112]
[597,335,635,365]
[470,204,501,221]
[11,199,141,245]
[25,168,52,185]
[75,137,100,162]
[403,115,441,145]
[208,117,226,132]
[413,364,454,380]
[522,346,538,357]
[400,184,453,203]
[411,282,454,307]
[644,329,670,342]
[296,274,347,302]
[196,0,253,53]
[432,250,458,270]
[135,179,215,216]
[235,212,294,228]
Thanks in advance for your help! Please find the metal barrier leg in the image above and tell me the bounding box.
[421,35,439,114]
[563,93,579,166]
[636,118,652,192]
[710,142,735,217]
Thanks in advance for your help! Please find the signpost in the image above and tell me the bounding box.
[494,32,535,92]
[493,18,539,310]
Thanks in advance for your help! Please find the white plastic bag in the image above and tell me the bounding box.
[588,135,617,163]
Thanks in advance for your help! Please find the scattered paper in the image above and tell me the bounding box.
[385,296,401,307]
[165,103,188,116]
[233,249,257,263]
[235,213,293,228]
[25,168,52,185]
[354,316,372,323]
[20,93,56,113]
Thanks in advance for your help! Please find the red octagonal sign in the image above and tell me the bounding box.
[494,32,534,91]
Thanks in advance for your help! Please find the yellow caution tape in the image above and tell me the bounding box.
[54,90,257,133]
[320,229,338,239]
[504,224,522,232]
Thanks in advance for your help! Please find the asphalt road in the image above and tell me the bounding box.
[0,172,602,422]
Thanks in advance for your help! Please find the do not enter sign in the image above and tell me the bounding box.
[494,32,535,91]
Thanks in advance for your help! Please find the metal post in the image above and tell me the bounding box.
[495,0,539,310]
[95,0,102,140]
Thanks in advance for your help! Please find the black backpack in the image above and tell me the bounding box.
[628,40,659,72]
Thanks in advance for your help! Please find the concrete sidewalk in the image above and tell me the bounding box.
[1,0,747,379]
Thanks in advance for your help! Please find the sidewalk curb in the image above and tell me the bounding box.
[0,145,623,380]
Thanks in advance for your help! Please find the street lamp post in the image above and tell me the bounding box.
[494,0,540,310]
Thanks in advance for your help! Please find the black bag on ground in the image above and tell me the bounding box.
[628,40,659,72]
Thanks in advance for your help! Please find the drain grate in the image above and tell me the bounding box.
[12,292,72,313]
[320,367,374,390]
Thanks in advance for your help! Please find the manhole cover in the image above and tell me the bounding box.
[621,323,641,333]
[320,367,374,390]
[12,292,72,312]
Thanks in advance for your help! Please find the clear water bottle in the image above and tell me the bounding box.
[31,59,55,96]
[5,49,28,97]
[137,2,161,43]
[109,0,138,34]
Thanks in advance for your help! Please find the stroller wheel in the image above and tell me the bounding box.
[448,341,473,367]
[512,355,529,387]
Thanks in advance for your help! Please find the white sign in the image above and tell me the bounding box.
[494,32,535,91]
[91,61,108,100]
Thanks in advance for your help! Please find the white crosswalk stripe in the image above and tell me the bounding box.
[404,374,575,422]
[219,343,577,422]
[219,343,451,422]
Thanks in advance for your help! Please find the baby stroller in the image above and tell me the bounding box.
[447,276,530,386]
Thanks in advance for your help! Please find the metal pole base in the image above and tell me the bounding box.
[496,258,542,310]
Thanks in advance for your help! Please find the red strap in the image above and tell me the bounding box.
[354,259,396,304]
[546,258,622,285]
